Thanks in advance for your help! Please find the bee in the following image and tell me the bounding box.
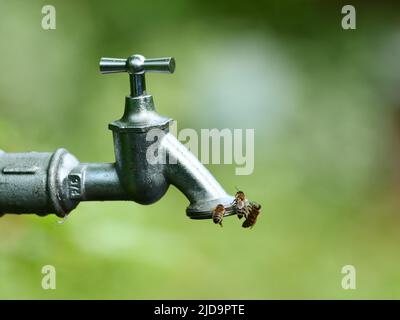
[212,204,225,227]
[232,190,249,219]
[242,202,261,229]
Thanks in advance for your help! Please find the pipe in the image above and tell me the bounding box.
[0,145,234,219]
[0,149,79,217]
[69,163,129,201]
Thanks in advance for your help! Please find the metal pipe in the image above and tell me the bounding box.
[0,149,79,217]
[0,142,234,219]
[69,163,129,201]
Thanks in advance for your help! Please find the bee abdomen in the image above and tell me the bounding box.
[242,203,260,228]
[242,215,255,228]
[242,219,251,228]
[213,215,223,223]
[212,204,225,227]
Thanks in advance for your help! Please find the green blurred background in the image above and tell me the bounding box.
[0,0,400,299]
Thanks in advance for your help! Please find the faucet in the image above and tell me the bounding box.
[0,54,240,220]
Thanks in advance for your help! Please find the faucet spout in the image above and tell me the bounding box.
[161,133,235,219]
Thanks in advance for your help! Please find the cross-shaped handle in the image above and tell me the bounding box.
[99,54,175,97]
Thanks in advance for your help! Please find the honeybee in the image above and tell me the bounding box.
[242,202,261,229]
[212,204,225,227]
[232,190,249,219]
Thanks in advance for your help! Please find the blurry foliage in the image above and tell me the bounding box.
[0,0,400,298]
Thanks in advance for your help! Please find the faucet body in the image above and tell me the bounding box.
[0,55,236,218]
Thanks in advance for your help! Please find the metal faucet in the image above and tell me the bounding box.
[0,54,241,220]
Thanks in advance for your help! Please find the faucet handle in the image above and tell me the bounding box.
[99,54,175,97]
[100,55,175,75]
[99,58,128,74]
